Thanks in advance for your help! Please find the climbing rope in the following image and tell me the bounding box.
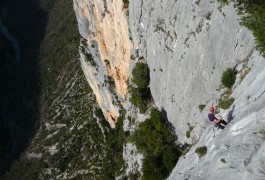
[200,90,265,142]
[222,89,265,118]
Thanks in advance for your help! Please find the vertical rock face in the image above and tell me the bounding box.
[129,0,257,143]
[74,0,265,178]
[168,55,265,179]
[73,0,130,127]
[127,0,265,178]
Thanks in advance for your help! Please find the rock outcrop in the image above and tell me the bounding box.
[128,0,265,178]
[168,52,265,179]
[129,0,257,143]
[74,0,130,127]
[74,0,265,178]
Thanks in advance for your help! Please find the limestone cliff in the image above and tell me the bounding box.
[129,0,258,143]
[74,0,265,178]
[129,0,265,178]
[74,0,130,127]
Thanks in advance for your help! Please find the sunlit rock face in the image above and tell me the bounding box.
[168,52,265,180]
[74,0,265,178]
[127,0,265,179]
[129,0,257,143]
[74,0,130,127]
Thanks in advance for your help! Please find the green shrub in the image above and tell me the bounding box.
[218,97,234,109]
[186,123,194,139]
[128,172,141,180]
[94,108,126,178]
[217,0,229,4]
[123,0,129,5]
[235,1,265,57]
[220,158,226,163]
[221,68,236,88]
[102,113,126,178]
[217,0,265,57]
[141,155,164,180]
[95,108,105,120]
[132,62,150,89]
[195,0,201,5]
[130,108,181,179]
[84,52,97,66]
[162,147,181,171]
[198,104,206,112]
[130,88,149,113]
[130,62,152,113]
[186,131,191,138]
[195,146,207,158]
[130,108,169,155]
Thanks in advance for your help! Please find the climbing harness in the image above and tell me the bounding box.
[207,90,265,139]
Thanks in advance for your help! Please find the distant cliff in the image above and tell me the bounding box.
[74,0,130,127]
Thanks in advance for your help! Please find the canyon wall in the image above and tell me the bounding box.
[74,0,265,178]
[129,0,257,143]
[74,0,130,127]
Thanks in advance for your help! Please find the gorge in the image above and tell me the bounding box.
[1,0,265,179]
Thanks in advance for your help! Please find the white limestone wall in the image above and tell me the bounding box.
[74,0,265,178]
[168,54,265,179]
[129,0,256,143]
[74,0,130,127]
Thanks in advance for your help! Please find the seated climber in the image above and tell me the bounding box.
[208,107,228,129]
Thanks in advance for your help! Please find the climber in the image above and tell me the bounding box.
[208,107,228,130]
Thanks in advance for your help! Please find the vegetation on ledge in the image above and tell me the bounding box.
[218,96,234,109]
[123,0,129,4]
[215,68,236,111]
[195,146,207,158]
[198,104,206,112]
[130,108,182,180]
[2,0,126,179]
[221,68,236,89]
[217,0,265,57]
[129,62,152,113]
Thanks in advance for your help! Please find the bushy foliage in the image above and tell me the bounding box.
[218,0,229,4]
[186,131,191,138]
[221,68,236,88]
[141,155,164,180]
[221,158,227,163]
[132,62,150,89]
[217,0,265,57]
[235,0,265,57]
[2,0,128,178]
[131,108,173,155]
[186,123,194,139]
[96,108,126,179]
[130,87,151,113]
[123,0,129,4]
[198,104,206,112]
[130,62,152,113]
[162,147,180,171]
[218,97,234,109]
[130,108,181,179]
[195,146,207,158]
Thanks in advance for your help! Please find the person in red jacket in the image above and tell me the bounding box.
[208,107,228,129]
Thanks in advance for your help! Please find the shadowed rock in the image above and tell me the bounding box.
[0,0,47,176]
